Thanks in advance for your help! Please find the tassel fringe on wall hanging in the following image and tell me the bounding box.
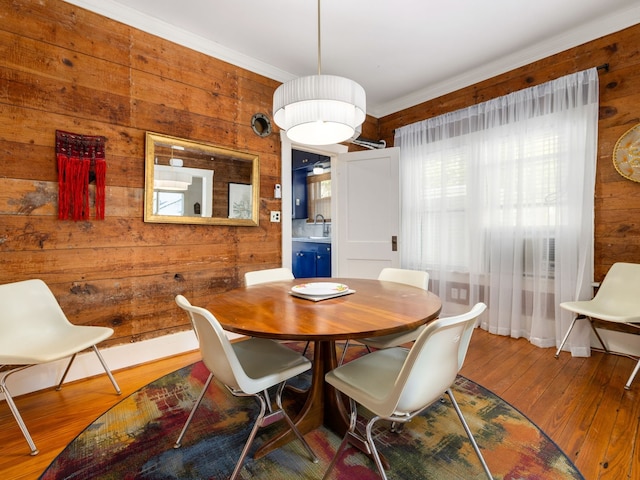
[55,130,107,221]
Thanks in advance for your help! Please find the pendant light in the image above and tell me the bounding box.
[312,162,324,175]
[153,145,192,191]
[273,0,366,146]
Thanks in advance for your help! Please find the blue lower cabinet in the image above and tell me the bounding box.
[316,250,331,277]
[293,242,331,278]
[294,250,316,278]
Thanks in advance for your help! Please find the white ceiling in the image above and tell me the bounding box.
[65,0,640,118]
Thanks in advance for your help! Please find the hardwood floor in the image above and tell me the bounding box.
[1,329,639,479]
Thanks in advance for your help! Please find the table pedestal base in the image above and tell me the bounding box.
[254,340,348,458]
[254,340,389,470]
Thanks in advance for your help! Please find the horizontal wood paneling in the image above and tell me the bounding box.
[0,0,284,345]
[3,0,639,348]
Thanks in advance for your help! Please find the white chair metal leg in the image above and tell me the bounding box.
[323,397,371,480]
[229,391,267,480]
[556,314,611,359]
[555,315,581,358]
[447,387,492,479]
[339,340,371,365]
[174,372,214,448]
[56,353,78,390]
[227,382,317,480]
[226,382,316,480]
[625,359,640,390]
[56,347,121,395]
[587,320,609,353]
[365,416,388,480]
[1,346,119,456]
[339,340,351,365]
[275,383,318,464]
[1,367,39,455]
[91,345,122,394]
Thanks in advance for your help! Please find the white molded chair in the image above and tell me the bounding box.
[174,295,317,480]
[323,303,491,480]
[244,267,294,286]
[245,267,312,356]
[0,279,121,455]
[556,262,640,389]
[339,268,429,364]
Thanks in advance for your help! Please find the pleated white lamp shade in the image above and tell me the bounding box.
[273,74,366,146]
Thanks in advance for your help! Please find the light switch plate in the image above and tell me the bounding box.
[270,211,281,222]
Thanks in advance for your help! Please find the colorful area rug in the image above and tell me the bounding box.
[40,344,583,480]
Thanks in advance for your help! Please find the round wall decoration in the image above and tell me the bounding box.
[251,113,272,138]
[613,123,640,182]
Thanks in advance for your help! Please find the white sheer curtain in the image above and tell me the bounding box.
[395,69,598,355]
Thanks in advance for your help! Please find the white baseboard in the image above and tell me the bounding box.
[594,328,640,358]
[0,330,242,400]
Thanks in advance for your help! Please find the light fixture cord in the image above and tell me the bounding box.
[317,0,321,75]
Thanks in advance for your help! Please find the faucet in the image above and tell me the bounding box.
[314,214,330,237]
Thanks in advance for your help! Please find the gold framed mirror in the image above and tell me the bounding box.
[144,132,260,226]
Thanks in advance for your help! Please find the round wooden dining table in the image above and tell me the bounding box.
[207,277,442,458]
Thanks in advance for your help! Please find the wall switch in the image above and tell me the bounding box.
[270,211,281,222]
[274,184,282,198]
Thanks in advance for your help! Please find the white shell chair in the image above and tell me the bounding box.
[339,268,429,365]
[323,303,491,480]
[244,267,294,286]
[174,295,317,480]
[245,267,312,356]
[0,279,121,455]
[556,262,640,389]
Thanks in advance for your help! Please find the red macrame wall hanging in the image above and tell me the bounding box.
[55,130,107,221]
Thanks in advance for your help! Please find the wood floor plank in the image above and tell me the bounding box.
[462,334,531,395]
[0,350,201,480]
[578,356,633,480]
[500,345,563,408]
[1,329,639,479]
[462,330,639,479]
[479,338,544,396]
[553,354,617,454]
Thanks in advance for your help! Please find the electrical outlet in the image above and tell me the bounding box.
[270,211,281,222]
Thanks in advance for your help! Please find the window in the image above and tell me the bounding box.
[396,68,598,350]
[153,191,185,216]
[307,172,331,221]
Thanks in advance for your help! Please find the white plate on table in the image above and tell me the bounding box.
[291,282,349,296]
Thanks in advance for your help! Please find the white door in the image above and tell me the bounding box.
[333,148,400,278]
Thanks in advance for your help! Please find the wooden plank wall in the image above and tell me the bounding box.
[2,0,637,349]
[378,23,640,282]
[0,0,291,346]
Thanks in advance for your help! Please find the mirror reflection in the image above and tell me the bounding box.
[144,132,260,226]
